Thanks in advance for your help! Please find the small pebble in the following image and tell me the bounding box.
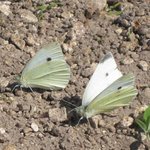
[121,57,134,65]
[134,105,148,118]
[3,144,16,150]
[144,88,150,99]
[20,9,38,23]
[115,28,123,35]
[138,61,148,71]
[130,52,139,61]
[0,128,6,134]
[31,122,39,132]
[137,27,148,36]
[89,116,100,128]
[121,116,134,127]
[0,2,12,16]
[48,107,67,122]
[11,34,25,50]
[0,77,9,88]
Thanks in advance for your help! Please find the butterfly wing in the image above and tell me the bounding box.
[22,42,64,73]
[21,60,70,90]
[85,74,137,118]
[82,52,122,106]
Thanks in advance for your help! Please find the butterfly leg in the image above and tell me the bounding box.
[28,86,36,95]
[76,116,84,126]
[12,84,20,92]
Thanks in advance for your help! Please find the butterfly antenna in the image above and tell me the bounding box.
[68,108,77,114]
[62,99,77,107]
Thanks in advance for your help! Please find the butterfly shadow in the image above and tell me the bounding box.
[59,95,88,126]
[8,82,53,94]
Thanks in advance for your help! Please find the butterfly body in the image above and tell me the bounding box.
[16,42,70,90]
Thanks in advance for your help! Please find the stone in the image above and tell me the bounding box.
[115,28,123,35]
[20,9,38,23]
[144,88,150,99]
[122,57,134,65]
[0,77,9,88]
[61,11,73,19]
[85,0,107,14]
[62,43,73,52]
[3,144,16,150]
[0,128,5,134]
[48,107,67,122]
[130,52,139,61]
[81,67,93,77]
[137,27,149,36]
[89,115,104,128]
[134,105,148,118]
[120,116,134,127]
[26,33,36,46]
[31,122,39,132]
[0,2,12,16]
[11,34,25,50]
[138,61,148,71]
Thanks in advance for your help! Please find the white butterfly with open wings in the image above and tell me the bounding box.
[75,52,137,119]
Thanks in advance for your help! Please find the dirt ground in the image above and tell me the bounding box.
[0,0,150,150]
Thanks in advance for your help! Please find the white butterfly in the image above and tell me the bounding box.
[75,52,137,119]
[15,42,70,91]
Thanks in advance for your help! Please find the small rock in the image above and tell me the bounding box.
[42,91,49,100]
[135,9,145,16]
[117,19,130,28]
[0,2,12,16]
[89,115,104,128]
[89,116,100,128]
[26,33,36,46]
[14,90,23,97]
[138,61,148,71]
[134,105,148,118]
[0,77,9,88]
[11,34,25,50]
[61,11,73,19]
[72,21,85,40]
[62,43,73,52]
[26,47,35,57]
[137,27,149,36]
[38,133,44,138]
[23,127,32,134]
[85,0,107,16]
[48,107,67,122]
[119,42,135,54]
[115,28,123,35]
[0,128,5,134]
[144,88,150,99]
[130,52,139,61]
[81,68,93,77]
[120,116,134,127]
[31,122,39,132]
[20,9,38,23]
[121,57,134,65]
[3,144,16,150]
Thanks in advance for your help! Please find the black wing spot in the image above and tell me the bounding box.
[117,86,122,90]
[106,73,109,77]
[47,57,52,61]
